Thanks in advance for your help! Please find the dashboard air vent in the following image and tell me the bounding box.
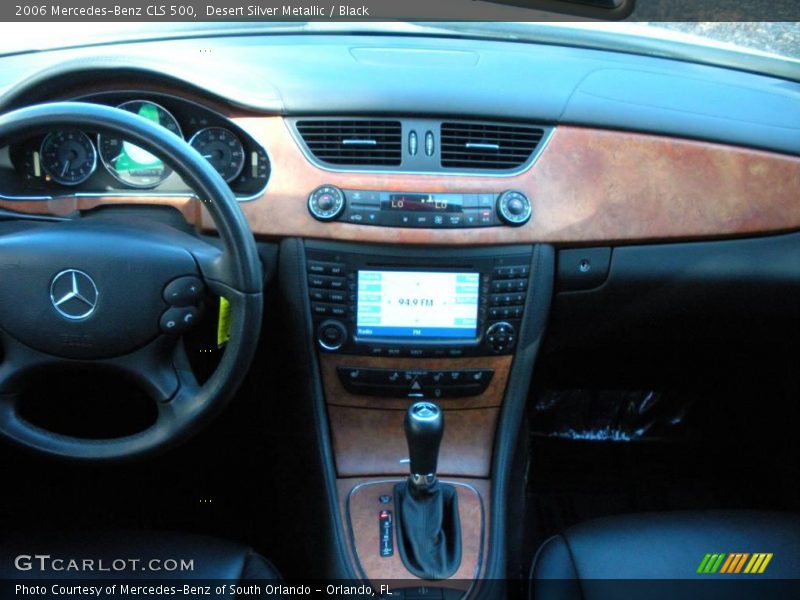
[441,122,545,170]
[296,120,402,167]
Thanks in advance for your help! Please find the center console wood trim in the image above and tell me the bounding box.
[328,405,498,479]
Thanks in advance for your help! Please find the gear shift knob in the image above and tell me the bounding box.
[404,401,444,490]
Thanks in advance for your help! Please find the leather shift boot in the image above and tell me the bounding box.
[394,480,462,580]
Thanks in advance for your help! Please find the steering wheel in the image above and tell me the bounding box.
[0,102,263,461]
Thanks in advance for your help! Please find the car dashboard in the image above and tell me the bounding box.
[0,29,798,592]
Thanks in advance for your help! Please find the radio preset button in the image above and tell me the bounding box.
[508,265,530,278]
[491,278,528,293]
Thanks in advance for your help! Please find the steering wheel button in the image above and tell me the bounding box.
[163,276,204,307]
[160,307,200,335]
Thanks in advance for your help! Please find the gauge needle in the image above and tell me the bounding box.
[61,160,70,177]
[202,154,213,159]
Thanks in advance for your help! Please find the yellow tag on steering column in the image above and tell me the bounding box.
[217,297,231,347]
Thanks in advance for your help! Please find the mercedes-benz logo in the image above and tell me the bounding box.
[50,269,99,320]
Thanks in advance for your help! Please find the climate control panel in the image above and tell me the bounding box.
[307,186,531,228]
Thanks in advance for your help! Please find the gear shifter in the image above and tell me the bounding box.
[394,401,462,580]
[405,401,444,491]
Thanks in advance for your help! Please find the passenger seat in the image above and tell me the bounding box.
[530,511,800,598]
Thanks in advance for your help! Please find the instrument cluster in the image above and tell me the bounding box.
[2,92,270,200]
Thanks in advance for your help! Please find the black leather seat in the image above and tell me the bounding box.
[0,530,280,582]
[530,511,800,598]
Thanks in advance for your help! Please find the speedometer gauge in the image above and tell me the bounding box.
[40,129,96,185]
[98,100,183,188]
[189,127,245,182]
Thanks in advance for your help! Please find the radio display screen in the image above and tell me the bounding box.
[356,270,480,339]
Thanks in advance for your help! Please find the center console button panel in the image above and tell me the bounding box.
[337,366,494,398]
[306,243,532,357]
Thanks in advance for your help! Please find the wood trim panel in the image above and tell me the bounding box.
[320,354,512,410]
[4,117,799,244]
[1,196,201,222]
[227,119,800,244]
[337,477,490,586]
[328,405,498,478]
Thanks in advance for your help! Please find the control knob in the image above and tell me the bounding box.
[317,319,348,351]
[486,321,517,353]
[496,190,532,226]
[308,185,346,221]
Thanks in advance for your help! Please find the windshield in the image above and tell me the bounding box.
[643,22,799,60]
[0,21,798,64]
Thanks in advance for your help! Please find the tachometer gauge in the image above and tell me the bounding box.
[189,127,246,182]
[40,129,96,186]
[98,100,183,188]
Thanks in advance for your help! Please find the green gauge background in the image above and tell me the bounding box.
[97,100,183,188]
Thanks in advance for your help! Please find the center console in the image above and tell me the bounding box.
[301,240,539,592]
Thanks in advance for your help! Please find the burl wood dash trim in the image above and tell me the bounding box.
[337,477,490,586]
[4,117,799,244]
[328,405,498,478]
[229,119,800,244]
[320,354,512,410]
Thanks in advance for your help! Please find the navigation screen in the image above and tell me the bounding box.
[356,270,480,339]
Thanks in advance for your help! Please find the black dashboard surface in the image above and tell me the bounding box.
[0,33,797,156]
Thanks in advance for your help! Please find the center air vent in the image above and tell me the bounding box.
[295,120,402,167]
[441,122,545,171]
